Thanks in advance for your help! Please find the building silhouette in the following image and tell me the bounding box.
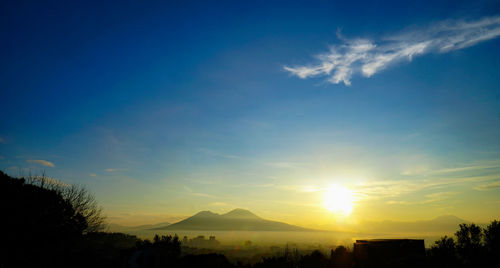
[182,235,221,248]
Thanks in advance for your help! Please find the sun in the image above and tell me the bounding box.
[323,184,354,216]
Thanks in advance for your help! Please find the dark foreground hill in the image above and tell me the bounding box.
[153,208,314,231]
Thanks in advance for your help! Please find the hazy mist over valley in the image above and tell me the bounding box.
[107,209,478,247]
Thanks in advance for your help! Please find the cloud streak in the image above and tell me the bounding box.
[284,16,500,85]
[474,180,500,190]
[27,159,55,167]
[386,191,456,205]
[197,148,241,159]
[353,174,500,201]
[105,168,127,172]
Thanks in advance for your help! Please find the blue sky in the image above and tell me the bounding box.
[1,0,500,226]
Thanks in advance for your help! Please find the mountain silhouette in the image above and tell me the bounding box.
[221,208,259,219]
[152,209,314,231]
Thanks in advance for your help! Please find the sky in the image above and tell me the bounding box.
[1,0,500,228]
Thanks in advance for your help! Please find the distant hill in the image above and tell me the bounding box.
[108,221,171,233]
[152,208,314,231]
[359,215,474,235]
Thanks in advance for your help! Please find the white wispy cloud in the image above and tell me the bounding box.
[191,192,217,198]
[183,185,217,199]
[276,184,321,193]
[265,161,304,169]
[387,191,456,205]
[284,16,500,85]
[197,148,241,159]
[430,161,500,174]
[474,180,500,190]
[105,168,127,172]
[29,176,69,188]
[209,202,229,207]
[353,174,500,201]
[27,159,55,167]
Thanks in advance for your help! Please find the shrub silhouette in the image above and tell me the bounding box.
[26,173,106,233]
[179,253,233,268]
[330,245,353,268]
[484,220,500,265]
[76,232,140,267]
[428,222,500,267]
[455,223,484,266]
[254,256,293,268]
[131,234,182,267]
[1,171,87,267]
[428,236,458,268]
[299,250,328,268]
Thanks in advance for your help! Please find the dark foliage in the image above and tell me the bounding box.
[178,253,234,268]
[299,250,329,268]
[75,232,141,268]
[1,170,87,267]
[26,173,106,233]
[330,246,353,268]
[254,256,293,268]
[484,220,500,264]
[455,223,484,266]
[427,221,500,268]
[428,236,458,268]
[131,235,182,267]
[0,171,131,267]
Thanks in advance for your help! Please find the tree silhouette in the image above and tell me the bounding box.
[298,250,328,268]
[455,223,483,266]
[484,220,500,265]
[331,245,352,268]
[27,174,106,233]
[1,171,88,267]
[131,234,182,267]
[428,236,458,267]
[179,253,233,268]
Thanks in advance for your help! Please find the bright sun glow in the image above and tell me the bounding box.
[323,184,354,216]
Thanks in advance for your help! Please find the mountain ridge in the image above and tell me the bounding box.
[152,208,315,232]
[356,215,478,235]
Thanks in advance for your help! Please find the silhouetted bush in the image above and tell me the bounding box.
[484,220,500,265]
[130,234,182,267]
[1,170,87,267]
[331,245,353,268]
[254,256,293,268]
[26,173,106,233]
[75,232,140,268]
[455,223,484,266]
[179,253,234,268]
[299,250,329,268]
[427,222,500,268]
[428,235,458,268]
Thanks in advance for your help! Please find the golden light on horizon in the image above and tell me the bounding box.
[323,184,354,217]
